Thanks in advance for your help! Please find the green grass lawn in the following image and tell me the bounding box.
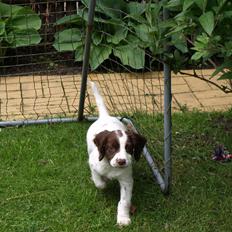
[0,110,232,232]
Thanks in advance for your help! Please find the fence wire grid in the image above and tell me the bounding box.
[0,0,165,118]
[1,1,230,121]
[0,0,232,190]
[0,0,174,191]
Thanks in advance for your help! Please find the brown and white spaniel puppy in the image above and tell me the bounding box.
[87,82,146,226]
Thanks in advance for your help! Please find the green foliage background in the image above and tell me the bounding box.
[0,2,42,60]
[53,0,232,82]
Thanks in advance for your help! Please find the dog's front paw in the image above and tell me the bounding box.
[91,175,107,190]
[95,181,106,190]
[117,216,131,227]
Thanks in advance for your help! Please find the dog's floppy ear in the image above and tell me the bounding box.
[94,130,111,161]
[127,131,147,161]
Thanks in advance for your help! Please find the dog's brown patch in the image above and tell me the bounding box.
[94,129,147,162]
[126,131,147,161]
[94,130,120,161]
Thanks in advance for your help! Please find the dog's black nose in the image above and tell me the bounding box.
[117,159,126,166]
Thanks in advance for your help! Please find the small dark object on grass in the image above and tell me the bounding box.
[212,145,232,162]
[130,205,136,215]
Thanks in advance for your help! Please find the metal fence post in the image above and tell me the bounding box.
[163,7,172,194]
[78,0,96,121]
[163,63,172,194]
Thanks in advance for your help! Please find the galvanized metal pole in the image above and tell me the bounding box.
[0,117,79,127]
[163,63,172,194]
[78,0,96,121]
[163,7,172,194]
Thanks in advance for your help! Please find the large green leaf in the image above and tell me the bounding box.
[55,14,83,26]
[199,11,214,35]
[90,45,112,70]
[78,8,120,24]
[0,2,22,17]
[92,31,104,46]
[194,0,207,11]
[126,33,148,50]
[127,2,146,16]
[53,29,83,51]
[7,29,41,47]
[145,3,161,26]
[75,45,84,62]
[106,26,128,45]
[8,7,41,30]
[134,24,156,44]
[126,34,141,45]
[113,45,145,69]
[183,0,194,11]
[81,0,127,19]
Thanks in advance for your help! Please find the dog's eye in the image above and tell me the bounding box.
[106,147,115,153]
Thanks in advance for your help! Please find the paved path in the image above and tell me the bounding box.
[0,69,231,120]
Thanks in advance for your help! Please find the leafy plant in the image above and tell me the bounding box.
[53,0,232,92]
[163,0,232,90]
[0,2,42,62]
[53,0,162,70]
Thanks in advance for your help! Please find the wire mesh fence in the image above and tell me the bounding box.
[0,0,173,192]
[0,0,166,120]
[1,1,231,121]
[1,0,232,196]
[0,0,81,119]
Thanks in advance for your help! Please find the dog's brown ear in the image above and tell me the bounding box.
[127,131,147,161]
[94,130,111,161]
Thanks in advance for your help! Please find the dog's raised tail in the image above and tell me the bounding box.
[90,81,109,118]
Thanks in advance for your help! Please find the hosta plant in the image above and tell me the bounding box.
[0,2,42,62]
[53,0,162,70]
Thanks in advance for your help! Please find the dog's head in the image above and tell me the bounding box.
[93,130,146,168]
